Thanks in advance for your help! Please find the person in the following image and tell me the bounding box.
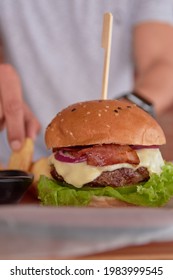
[0,0,173,164]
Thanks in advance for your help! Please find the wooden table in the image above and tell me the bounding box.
[80,241,173,260]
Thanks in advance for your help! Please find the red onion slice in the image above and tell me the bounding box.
[131,145,159,150]
[54,150,87,163]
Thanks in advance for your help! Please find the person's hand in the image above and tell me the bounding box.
[0,64,41,150]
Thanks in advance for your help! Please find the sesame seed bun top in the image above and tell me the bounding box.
[45,99,166,149]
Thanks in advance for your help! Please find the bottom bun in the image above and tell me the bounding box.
[88,196,137,207]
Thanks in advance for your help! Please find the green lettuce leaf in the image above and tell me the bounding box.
[37,162,173,207]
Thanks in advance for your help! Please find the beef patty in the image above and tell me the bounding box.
[50,165,149,187]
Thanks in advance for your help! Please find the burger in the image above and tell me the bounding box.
[38,99,173,207]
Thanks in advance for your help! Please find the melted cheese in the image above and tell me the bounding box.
[49,149,164,188]
[136,148,164,174]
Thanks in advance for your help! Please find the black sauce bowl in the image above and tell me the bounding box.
[0,170,34,204]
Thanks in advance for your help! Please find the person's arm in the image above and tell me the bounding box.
[0,63,40,150]
[133,22,173,115]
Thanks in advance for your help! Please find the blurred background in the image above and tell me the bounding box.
[0,35,173,162]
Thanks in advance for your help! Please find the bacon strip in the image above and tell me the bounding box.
[62,144,140,167]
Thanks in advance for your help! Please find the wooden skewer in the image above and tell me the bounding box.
[101,12,113,100]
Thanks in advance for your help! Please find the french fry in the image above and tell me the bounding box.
[0,162,4,170]
[8,138,34,171]
[29,157,51,197]
[30,157,51,182]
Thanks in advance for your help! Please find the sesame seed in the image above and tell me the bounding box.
[86,111,91,114]
[106,105,109,108]
[98,113,101,117]
[60,119,64,122]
